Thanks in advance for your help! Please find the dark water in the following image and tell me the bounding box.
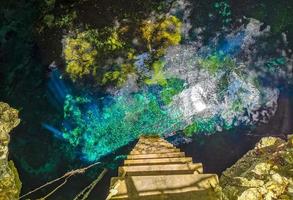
[2,0,293,199]
[34,88,291,200]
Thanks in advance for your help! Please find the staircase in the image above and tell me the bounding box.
[106,136,219,200]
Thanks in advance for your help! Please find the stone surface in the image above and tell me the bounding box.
[0,102,21,200]
[107,136,220,200]
[220,136,293,200]
[108,174,219,200]
[127,152,185,160]
[124,157,193,165]
[118,163,203,176]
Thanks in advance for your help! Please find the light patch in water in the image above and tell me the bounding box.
[172,84,208,119]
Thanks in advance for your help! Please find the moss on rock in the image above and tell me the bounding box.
[0,102,21,200]
[220,136,293,200]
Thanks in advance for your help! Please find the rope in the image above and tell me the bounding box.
[38,177,70,200]
[20,161,101,199]
[73,168,108,200]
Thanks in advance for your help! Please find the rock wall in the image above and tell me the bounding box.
[220,136,293,200]
[0,102,21,200]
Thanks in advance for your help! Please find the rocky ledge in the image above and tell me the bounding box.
[0,102,21,200]
[220,136,293,200]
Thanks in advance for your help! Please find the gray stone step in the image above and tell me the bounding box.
[127,152,185,160]
[135,145,174,151]
[108,174,219,200]
[130,148,180,155]
[124,157,193,166]
[135,141,174,148]
[118,163,203,176]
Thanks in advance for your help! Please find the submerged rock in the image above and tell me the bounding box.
[220,136,293,200]
[0,102,21,200]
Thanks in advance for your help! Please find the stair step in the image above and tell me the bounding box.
[130,148,180,155]
[108,174,219,200]
[131,147,176,154]
[138,138,170,145]
[133,145,176,151]
[127,152,185,160]
[135,142,174,148]
[124,157,193,166]
[118,163,203,176]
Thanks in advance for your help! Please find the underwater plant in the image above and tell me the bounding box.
[63,28,129,85]
[41,0,293,164]
[160,78,185,105]
[144,60,168,86]
[60,92,182,161]
[141,15,182,55]
[64,31,98,81]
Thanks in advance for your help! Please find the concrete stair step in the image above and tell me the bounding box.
[108,174,219,200]
[131,147,177,154]
[118,163,203,176]
[133,145,176,150]
[127,152,185,160]
[138,138,170,145]
[124,157,193,166]
[130,148,180,155]
[135,142,174,148]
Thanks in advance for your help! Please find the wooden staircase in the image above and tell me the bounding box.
[106,136,219,200]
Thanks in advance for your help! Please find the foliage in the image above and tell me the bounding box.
[160,78,185,105]
[54,11,77,28]
[183,117,220,136]
[183,122,198,136]
[199,54,239,100]
[198,54,236,75]
[63,28,135,85]
[64,32,98,81]
[43,14,55,28]
[144,60,167,86]
[213,1,232,25]
[102,63,136,87]
[141,15,182,55]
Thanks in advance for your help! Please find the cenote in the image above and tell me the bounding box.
[1,0,292,199]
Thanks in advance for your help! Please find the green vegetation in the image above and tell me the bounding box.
[183,117,220,136]
[199,54,237,75]
[64,31,98,81]
[144,60,167,86]
[63,28,139,86]
[62,92,182,161]
[63,15,182,86]
[160,78,185,105]
[183,122,198,136]
[214,1,232,25]
[141,15,182,55]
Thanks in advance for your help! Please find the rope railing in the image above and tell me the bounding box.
[73,168,108,200]
[20,161,102,200]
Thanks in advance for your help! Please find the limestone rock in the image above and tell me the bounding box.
[220,136,293,200]
[0,102,21,200]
